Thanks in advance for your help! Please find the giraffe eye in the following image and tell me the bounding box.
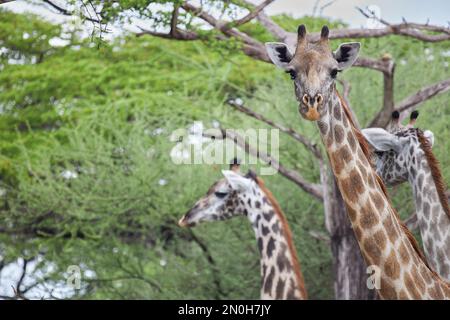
[215,192,228,199]
[287,69,297,80]
[330,68,339,79]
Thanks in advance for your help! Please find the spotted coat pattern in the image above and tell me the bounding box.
[373,127,450,281]
[315,90,450,299]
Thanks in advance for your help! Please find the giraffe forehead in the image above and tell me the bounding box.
[292,48,335,71]
[206,179,228,194]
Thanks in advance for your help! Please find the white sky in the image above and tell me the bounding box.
[2,0,450,30]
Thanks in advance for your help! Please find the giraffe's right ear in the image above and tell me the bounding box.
[222,170,253,192]
[361,128,406,153]
[265,42,293,70]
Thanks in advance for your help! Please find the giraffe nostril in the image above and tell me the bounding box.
[302,94,310,105]
[316,94,323,104]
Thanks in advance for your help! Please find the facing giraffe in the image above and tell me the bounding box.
[178,161,307,300]
[362,111,450,281]
[265,24,450,299]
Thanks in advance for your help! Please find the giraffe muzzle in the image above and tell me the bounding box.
[178,216,189,227]
[299,94,323,121]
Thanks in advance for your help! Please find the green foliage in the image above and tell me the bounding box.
[0,8,65,63]
[0,8,449,300]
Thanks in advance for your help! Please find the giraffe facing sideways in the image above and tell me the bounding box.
[265,24,450,299]
[178,162,307,300]
[362,111,450,281]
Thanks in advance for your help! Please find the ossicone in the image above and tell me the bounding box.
[320,25,329,39]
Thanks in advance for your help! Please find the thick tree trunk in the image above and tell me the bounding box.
[323,172,378,299]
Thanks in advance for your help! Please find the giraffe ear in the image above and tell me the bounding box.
[334,42,360,70]
[361,128,406,153]
[265,42,293,70]
[423,130,434,147]
[222,170,253,192]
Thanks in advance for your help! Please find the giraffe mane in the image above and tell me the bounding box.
[417,129,450,219]
[336,90,372,161]
[254,176,308,299]
[336,90,444,279]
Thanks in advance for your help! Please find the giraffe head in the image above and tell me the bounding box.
[265,25,360,121]
[178,163,261,227]
[362,111,435,186]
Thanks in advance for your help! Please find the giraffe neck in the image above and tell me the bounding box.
[247,182,307,300]
[316,89,450,299]
[408,144,450,281]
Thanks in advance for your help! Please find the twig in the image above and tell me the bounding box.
[256,11,289,42]
[224,0,275,30]
[309,230,331,244]
[227,100,323,160]
[42,0,100,24]
[203,128,324,201]
[395,78,450,122]
[319,0,336,16]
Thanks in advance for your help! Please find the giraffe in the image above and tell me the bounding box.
[178,162,307,300]
[265,24,450,299]
[362,111,450,281]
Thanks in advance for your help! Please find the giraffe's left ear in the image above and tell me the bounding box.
[334,42,360,70]
[265,42,293,70]
[423,130,435,147]
[222,170,253,192]
[361,128,407,153]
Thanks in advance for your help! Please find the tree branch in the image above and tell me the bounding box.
[170,4,180,37]
[356,6,450,42]
[309,230,331,244]
[257,11,289,42]
[136,26,199,40]
[224,0,275,30]
[227,99,323,160]
[204,128,324,201]
[42,0,101,24]
[337,79,361,129]
[395,78,450,122]
[367,55,396,128]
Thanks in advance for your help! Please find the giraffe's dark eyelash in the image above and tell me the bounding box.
[215,192,228,198]
[330,69,340,79]
[286,69,297,80]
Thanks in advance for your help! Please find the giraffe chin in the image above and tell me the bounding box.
[301,106,321,121]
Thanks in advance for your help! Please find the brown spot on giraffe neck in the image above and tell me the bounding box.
[373,230,387,251]
[360,200,378,229]
[380,278,397,299]
[370,192,385,211]
[384,250,400,280]
[398,242,410,265]
[404,272,422,299]
[362,238,382,265]
[333,124,345,144]
[330,145,352,175]
[340,169,365,204]
[333,103,342,120]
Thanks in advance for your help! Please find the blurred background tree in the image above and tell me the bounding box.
[0,1,449,299]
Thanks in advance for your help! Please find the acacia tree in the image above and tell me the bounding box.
[8,0,450,299]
